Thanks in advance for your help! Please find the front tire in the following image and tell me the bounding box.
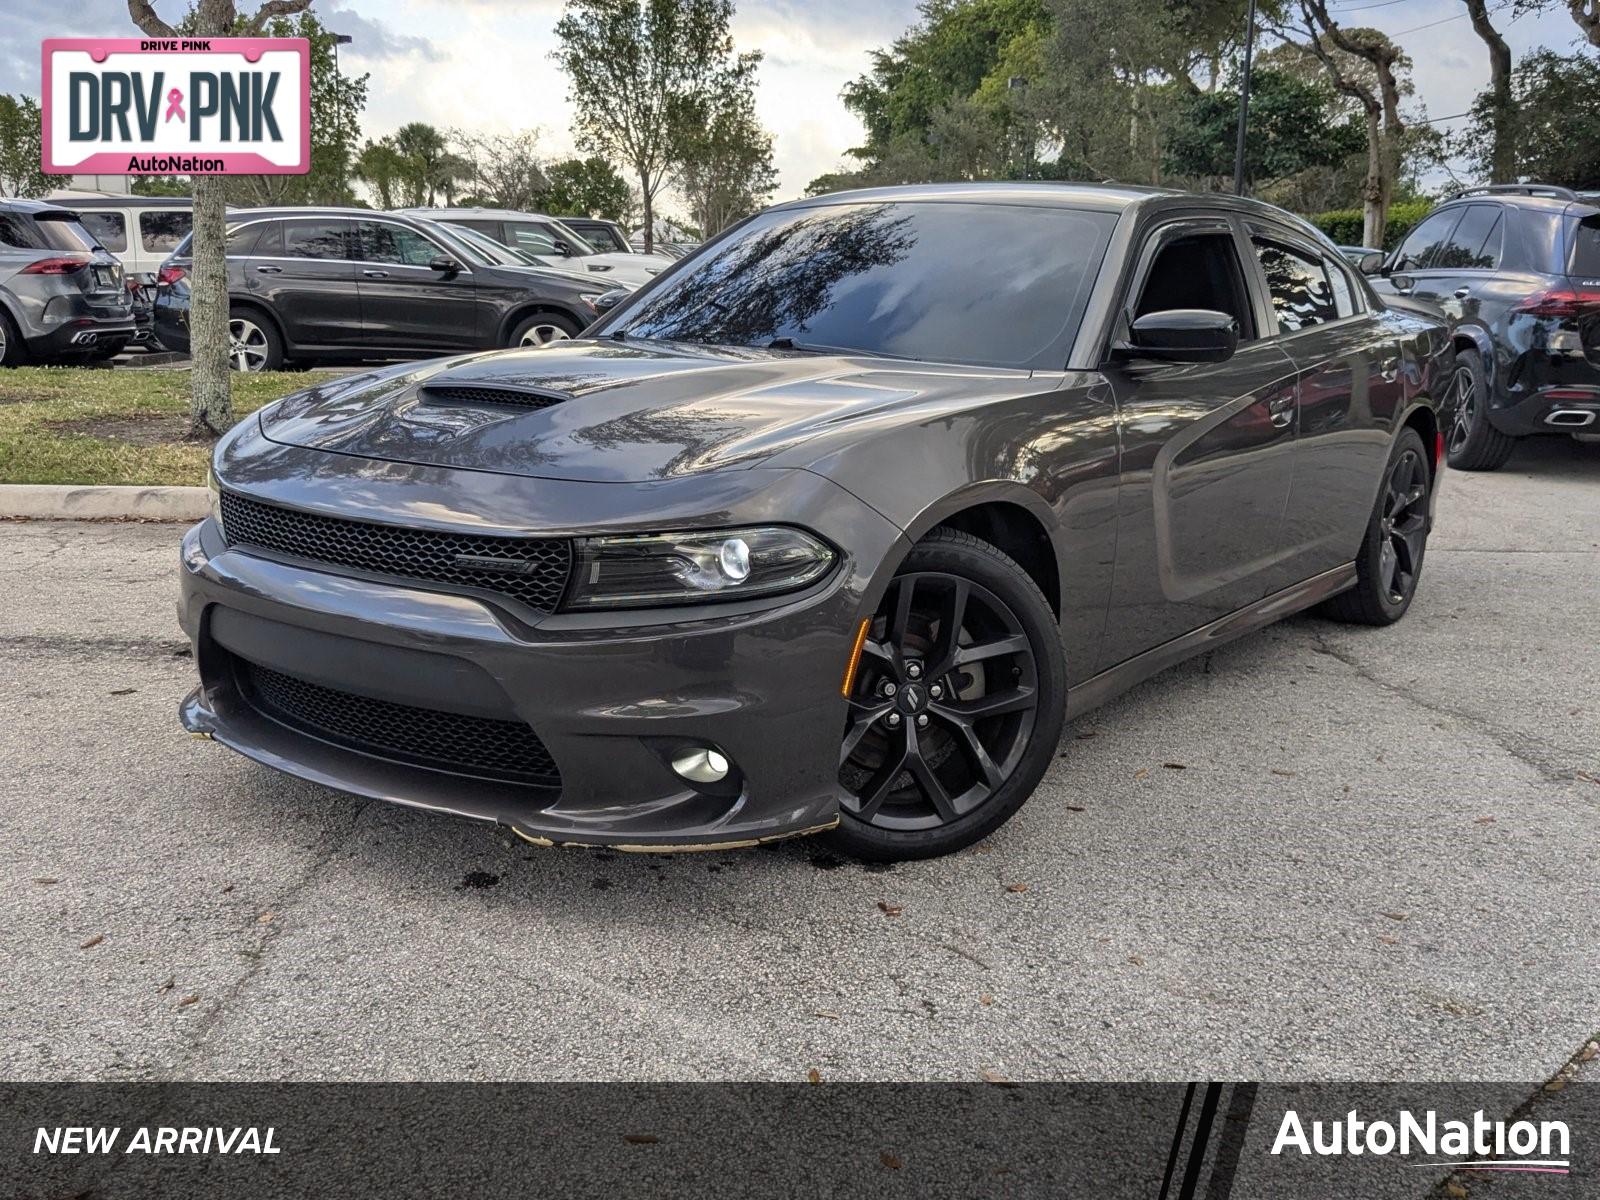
[509,312,578,348]
[1321,427,1432,626]
[1444,347,1515,471]
[827,529,1066,862]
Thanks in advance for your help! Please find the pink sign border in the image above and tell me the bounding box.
[41,37,311,175]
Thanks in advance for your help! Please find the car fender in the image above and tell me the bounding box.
[0,288,26,333]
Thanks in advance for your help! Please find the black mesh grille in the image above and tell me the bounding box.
[421,384,566,410]
[219,492,571,613]
[241,661,560,786]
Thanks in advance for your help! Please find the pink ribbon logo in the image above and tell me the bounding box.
[164,88,185,123]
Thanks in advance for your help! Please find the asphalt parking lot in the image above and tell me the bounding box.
[2,439,1597,1084]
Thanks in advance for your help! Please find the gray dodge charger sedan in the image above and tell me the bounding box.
[179,183,1456,861]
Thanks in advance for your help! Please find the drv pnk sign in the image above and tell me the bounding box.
[42,38,309,176]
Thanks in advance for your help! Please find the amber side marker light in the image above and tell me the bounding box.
[841,617,872,698]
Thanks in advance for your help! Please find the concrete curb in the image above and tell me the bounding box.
[0,484,208,522]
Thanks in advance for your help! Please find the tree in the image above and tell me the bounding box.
[353,139,406,208]
[674,57,777,237]
[1163,67,1364,190]
[125,0,314,438]
[538,156,633,221]
[1461,0,1515,183]
[1465,49,1600,188]
[231,11,368,205]
[388,122,469,206]
[553,0,749,253]
[0,95,48,198]
[451,129,547,211]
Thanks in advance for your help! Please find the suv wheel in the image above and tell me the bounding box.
[1444,347,1515,471]
[229,310,282,372]
[828,529,1066,861]
[509,313,578,348]
[0,308,26,367]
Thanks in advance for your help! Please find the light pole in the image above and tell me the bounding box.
[1008,75,1032,179]
[1232,0,1258,196]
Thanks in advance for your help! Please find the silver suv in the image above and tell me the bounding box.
[0,200,134,366]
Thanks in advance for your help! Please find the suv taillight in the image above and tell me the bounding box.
[1514,287,1600,318]
[156,264,187,287]
[20,255,91,275]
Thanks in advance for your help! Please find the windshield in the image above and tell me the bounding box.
[440,222,533,266]
[607,200,1116,368]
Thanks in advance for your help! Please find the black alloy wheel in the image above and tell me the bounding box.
[831,529,1065,860]
[1377,447,1429,606]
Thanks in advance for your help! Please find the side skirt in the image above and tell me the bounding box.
[1064,563,1357,720]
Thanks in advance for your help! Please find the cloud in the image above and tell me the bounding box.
[324,4,447,63]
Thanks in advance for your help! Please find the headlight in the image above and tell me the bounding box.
[578,293,604,312]
[207,467,223,533]
[564,527,835,610]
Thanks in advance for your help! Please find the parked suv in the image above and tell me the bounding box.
[401,207,676,289]
[1367,183,1600,470]
[53,193,195,351]
[152,208,610,370]
[0,199,134,366]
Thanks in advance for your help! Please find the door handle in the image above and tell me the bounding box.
[1268,395,1295,429]
[362,269,390,279]
[254,265,281,274]
[1453,287,1471,299]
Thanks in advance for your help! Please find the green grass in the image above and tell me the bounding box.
[0,367,308,486]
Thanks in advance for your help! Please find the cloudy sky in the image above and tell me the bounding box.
[7,0,1595,203]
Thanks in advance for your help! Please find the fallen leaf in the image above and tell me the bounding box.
[178,994,199,1007]
[1544,1078,1567,1094]
[813,1010,840,1020]
[622,1134,659,1145]
[1383,911,1408,922]
[1004,883,1029,894]
[79,934,104,950]
[1127,954,1145,966]
[807,1069,822,1085]
[1133,768,1149,781]
[1270,768,1296,778]
[1378,935,1400,946]
[221,884,234,894]
[35,877,59,885]
[1474,816,1495,825]
[880,1152,903,1170]
[1064,805,1085,812]
[256,911,274,924]
[877,901,902,918]
[1162,762,1186,771]
[1578,1044,1597,1063]
[1444,1182,1468,1199]
[156,975,175,995]
[979,994,994,1007]
[109,688,137,696]
[980,1068,1017,1087]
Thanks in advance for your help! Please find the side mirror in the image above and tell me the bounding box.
[429,255,462,276]
[1118,309,1238,364]
[553,240,575,257]
[592,287,629,315]
[1358,251,1384,275]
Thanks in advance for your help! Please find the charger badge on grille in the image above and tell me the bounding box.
[453,553,537,575]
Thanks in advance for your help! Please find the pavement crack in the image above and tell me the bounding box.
[0,633,190,660]
[1309,630,1589,787]
[158,799,377,1079]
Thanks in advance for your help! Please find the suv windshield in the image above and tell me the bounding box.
[609,200,1116,368]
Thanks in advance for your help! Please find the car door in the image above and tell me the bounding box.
[1378,206,1465,309]
[244,218,360,348]
[1245,226,1403,591]
[1096,215,1300,670]
[353,219,483,352]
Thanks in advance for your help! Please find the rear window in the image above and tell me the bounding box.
[79,211,128,253]
[577,224,626,253]
[1502,209,1566,274]
[140,210,192,252]
[0,210,98,253]
[1570,215,1600,278]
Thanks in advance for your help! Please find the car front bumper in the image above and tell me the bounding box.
[178,424,904,850]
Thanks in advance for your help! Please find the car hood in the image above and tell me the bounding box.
[259,339,1043,483]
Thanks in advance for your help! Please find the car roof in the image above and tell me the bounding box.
[48,194,193,209]
[396,206,568,223]
[1437,187,1600,219]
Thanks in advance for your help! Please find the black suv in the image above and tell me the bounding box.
[1367,183,1600,470]
[152,208,608,371]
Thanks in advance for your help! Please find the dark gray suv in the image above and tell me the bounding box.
[0,199,134,365]
[152,207,610,370]
[179,183,1454,860]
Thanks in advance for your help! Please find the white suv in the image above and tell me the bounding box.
[49,192,194,280]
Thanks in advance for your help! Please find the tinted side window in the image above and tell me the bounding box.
[140,210,192,253]
[224,223,263,256]
[1393,209,1464,271]
[1571,215,1600,277]
[282,220,350,260]
[79,212,128,252]
[1253,239,1338,332]
[0,213,45,249]
[360,221,446,267]
[1500,208,1564,274]
[1435,204,1501,269]
[506,223,560,255]
[580,225,625,253]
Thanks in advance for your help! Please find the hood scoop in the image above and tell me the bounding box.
[419,382,571,411]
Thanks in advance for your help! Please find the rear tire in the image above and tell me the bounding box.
[1444,348,1515,471]
[229,308,282,372]
[826,529,1066,862]
[1321,428,1431,626]
[0,308,27,367]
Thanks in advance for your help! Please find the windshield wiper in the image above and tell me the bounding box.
[764,336,915,361]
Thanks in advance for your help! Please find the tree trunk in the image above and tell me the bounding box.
[1361,107,1384,250]
[640,183,655,256]
[187,174,233,438]
[1568,0,1600,47]
[1464,0,1516,183]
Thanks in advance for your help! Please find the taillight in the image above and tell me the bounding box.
[1514,287,1600,318]
[20,255,90,275]
[156,264,187,287]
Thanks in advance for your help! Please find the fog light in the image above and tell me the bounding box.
[671,747,730,783]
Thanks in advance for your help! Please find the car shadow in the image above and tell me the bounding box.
[1491,434,1600,477]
